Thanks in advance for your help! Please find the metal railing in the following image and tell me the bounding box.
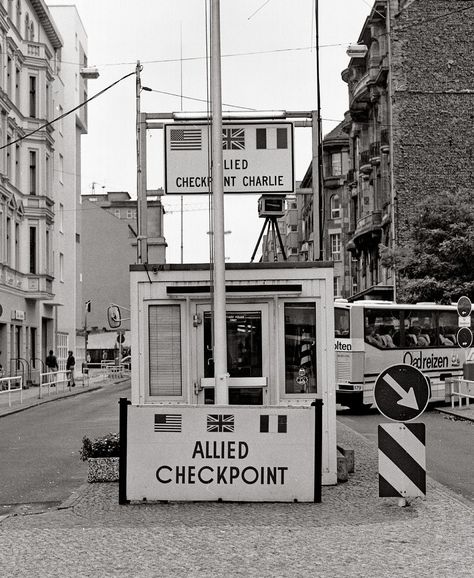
[445,378,474,408]
[39,370,73,399]
[0,376,23,407]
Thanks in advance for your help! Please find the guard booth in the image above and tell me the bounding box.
[122,262,337,502]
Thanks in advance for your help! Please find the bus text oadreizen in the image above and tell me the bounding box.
[403,351,450,370]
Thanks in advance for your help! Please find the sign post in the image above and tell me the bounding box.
[374,364,429,504]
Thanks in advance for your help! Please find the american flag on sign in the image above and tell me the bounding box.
[154,413,182,432]
[170,128,202,151]
[222,128,245,150]
[207,414,235,433]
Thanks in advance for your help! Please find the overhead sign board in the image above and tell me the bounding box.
[126,405,316,502]
[374,364,430,422]
[164,122,294,194]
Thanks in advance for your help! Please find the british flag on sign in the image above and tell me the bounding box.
[207,414,235,433]
[222,128,245,150]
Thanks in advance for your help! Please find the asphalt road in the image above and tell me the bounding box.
[0,379,131,516]
[337,405,474,502]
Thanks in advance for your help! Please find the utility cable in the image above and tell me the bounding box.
[0,70,136,151]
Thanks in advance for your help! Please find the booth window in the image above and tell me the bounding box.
[149,305,182,396]
[284,303,317,394]
[204,311,262,378]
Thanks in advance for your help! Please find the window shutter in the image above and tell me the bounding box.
[149,305,182,396]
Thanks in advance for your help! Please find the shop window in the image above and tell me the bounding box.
[284,302,317,394]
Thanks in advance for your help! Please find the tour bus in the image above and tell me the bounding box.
[334,300,472,410]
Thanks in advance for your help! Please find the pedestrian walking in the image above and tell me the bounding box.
[66,350,76,387]
[45,350,58,385]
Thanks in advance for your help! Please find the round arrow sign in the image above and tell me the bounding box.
[374,364,430,422]
[457,327,473,349]
[457,296,472,318]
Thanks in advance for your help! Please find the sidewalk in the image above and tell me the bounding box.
[0,406,472,576]
[0,371,114,418]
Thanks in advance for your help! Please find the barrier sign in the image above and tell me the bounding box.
[164,122,294,194]
[126,405,316,502]
[378,423,426,498]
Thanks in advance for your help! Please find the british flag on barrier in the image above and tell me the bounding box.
[222,128,245,150]
[207,414,235,433]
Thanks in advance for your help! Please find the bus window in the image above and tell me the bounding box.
[335,308,350,337]
[284,303,317,394]
[438,311,458,346]
[404,310,435,347]
[364,309,400,348]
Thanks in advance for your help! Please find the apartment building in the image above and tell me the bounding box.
[342,0,473,299]
[0,1,88,383]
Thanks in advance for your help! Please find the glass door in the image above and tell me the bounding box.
[195,303,269,405]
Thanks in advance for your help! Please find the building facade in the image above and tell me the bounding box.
[81,191,165,341]
[0,1,89,384]
[342,0,474,300]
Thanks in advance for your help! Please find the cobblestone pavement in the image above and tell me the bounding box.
[0,414,472,577]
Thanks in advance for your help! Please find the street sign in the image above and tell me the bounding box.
[457,327,473,349]
[378,423,426,498]
[456,296,472,318]
[374,364,430,422]
[164,122,294,194]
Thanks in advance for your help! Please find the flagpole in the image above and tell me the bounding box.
[210,0,228,405]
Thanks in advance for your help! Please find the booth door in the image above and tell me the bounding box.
[195,303,269,405]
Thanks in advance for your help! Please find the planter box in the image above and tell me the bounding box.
[87,457,119,483]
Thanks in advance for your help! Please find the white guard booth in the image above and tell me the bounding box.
[124,262,337,502]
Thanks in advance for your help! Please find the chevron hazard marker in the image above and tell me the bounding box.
[378,423,426,498]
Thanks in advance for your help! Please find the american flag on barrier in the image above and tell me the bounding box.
[170,128,202,151]
[222,128,245,150]
[207,414,235,433]
[154,413,182,432]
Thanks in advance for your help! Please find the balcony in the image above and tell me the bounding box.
[0,264,54,300]
[347,210,383,250]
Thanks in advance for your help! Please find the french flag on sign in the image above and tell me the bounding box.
[260,414,287,433]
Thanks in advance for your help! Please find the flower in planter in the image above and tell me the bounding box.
[79,433,120,461]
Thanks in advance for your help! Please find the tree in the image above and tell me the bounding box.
[386,189,474,303]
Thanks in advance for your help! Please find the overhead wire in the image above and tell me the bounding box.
[0,70,136,151]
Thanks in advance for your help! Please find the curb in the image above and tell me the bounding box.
[0,384,103,419]
[435,407,474,423]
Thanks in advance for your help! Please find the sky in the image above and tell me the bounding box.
[46,0,372,263]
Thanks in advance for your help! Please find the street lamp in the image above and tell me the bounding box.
[80,66,100,79]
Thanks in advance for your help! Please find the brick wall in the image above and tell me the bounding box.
[390,0,474,246]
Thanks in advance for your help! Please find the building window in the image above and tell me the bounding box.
[333,276,340,298]
[15,222,19,269]
[15,66,20,104]
[330,233,341,261]
[127,209,136,219]
[6,136,11,178]
[29,150,37,194]
[29,226,36,273]
[59,203,64,232]
[15,144,20,186]
[6,217,11,265]
[59,252,64,282]
[114,209,121,218]
[29,75,36,117]
[330,152,343,176]
[330,194,340,219]
[7,56,12,98]
[58,105,63,134]
[59,154,64,183]
[46,229,51,274]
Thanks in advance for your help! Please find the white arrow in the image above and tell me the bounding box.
[383,374,419,410]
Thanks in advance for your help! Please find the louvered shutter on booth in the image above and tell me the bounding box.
[148,305,182,396]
